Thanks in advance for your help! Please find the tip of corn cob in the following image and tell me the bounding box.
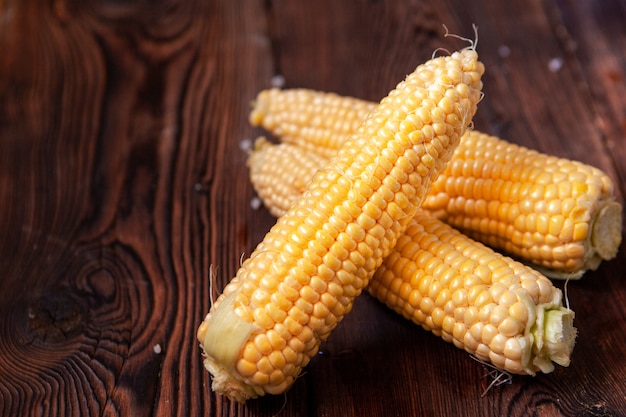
[197,292,261,402]
[590,200,622,262]
[528,300,576,374]
[536,199,623,280]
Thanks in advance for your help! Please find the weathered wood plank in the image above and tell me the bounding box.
[0,1,279,416]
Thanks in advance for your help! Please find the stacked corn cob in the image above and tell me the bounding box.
[244,87,623,388]
[249,88,622,280]
[197,38,621,402]
[198,44,487,402]
[247,137,577,376]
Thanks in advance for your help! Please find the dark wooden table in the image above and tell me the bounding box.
[1,1,625,416]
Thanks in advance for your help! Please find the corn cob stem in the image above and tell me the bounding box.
[250,90,622,278]
[198,46,484,402]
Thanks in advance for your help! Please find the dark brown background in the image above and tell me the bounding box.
[1,1,625,416]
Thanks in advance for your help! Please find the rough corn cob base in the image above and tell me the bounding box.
[250,90,622,278]
[198,47,484,402]
[248,143,577,375]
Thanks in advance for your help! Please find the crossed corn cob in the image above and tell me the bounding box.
[198,41,621,402]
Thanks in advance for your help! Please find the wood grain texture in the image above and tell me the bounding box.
[0,0,624,416]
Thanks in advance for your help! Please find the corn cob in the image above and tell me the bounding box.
[197,46,484,402]
[249,89,375,159]
[250,89,622,279]
[248,140,577,375]
[371,211,575,375]
[248,137,329,218]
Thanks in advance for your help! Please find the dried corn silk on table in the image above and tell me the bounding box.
[0,1,624,417]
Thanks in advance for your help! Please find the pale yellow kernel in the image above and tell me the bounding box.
[299,285,320,304]
[346,222,366,242]
[343,283,360,298]
[481,324,498,345]
[307,277,326,296]
[420,297,435,314]
[435,288,451,308]
[505,304,527,327]
[297,256,318,277]
[336,269,355,287]
[394,189,411,210]
[317,264,335,281]
[452,288,467,307]
[473,291,493,309]
[251,371,270,386]
[253,307,275,329]
[564,242,585,260]
[269,370,286,387]
[399,282,413,302]
[242,341,262,363]
[266,329,287,350]
[254,334,273,355]
[307,240,326,259]
[475,343,491,360]
[298,326,314,348]
[498,317,522,337]
[273,323,292,342]
[489,333,508,354]
[426,279,443,300]
[282,317,302,337]
[408,289,422,308]
[256,356,273,375]
[322,251,342,272]
[489,283,508,304]
[335,232,357,253]
[282,346,298,364]
[327,282,344,297]
[271,290,293,312]
[497,291,518,309]
[468,323,482,343]
[251,289,271,306]
[489,352,506,369]
[265,351,285,371]
[440,315,455,335]
[368,224,386,242]
[283,241,303,258]
[431,307,446,328]
[288,305,309,325]
[355,241,374,262]
[236,359,257,378]
[488,305,509,327]
[572,221,589,241]
[315,228,335,250]
[313,301,330,319]
[452,322,467,341]
[266,304,287,324]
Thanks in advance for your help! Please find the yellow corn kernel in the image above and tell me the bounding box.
[198,46,484,402]
[249,90,622,278]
